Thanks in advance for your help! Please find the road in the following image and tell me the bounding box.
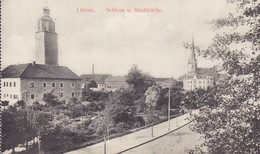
[124,123,204,154]
[66,110,202,154]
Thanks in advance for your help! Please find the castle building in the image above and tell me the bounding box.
[1,6,82,105]
[183,38,218,91]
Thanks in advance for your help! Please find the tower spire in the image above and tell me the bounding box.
[188,37,196,63]
[187,36,197,74]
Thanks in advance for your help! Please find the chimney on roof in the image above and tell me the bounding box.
[32,61,36,66]
[92,64,94,75]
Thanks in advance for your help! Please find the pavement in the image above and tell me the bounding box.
[124,123,204,154]
[66,110,199,154]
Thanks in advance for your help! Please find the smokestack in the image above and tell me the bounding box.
[92,64,94,75]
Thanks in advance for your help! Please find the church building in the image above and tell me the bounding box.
[1,6,82,105]
[183,38,218,91]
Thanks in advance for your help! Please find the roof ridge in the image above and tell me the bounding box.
[18,63,31,77]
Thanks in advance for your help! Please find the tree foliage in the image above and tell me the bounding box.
[43,90,60,107]
[188,1,260,153]
[2,106,36,152]
[126,64,147,93]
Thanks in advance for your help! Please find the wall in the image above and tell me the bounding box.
[45,32,58,65]
[183,77,214,91]
[20,78,81,104]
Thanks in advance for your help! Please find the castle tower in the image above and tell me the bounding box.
[36,6,58,65]
[187,38,197,74]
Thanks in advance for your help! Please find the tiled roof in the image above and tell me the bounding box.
[105,76,127,82]
[154,78,170,82]
[80,74,111,83]
[197,68,219,79]
[2,63,81,80]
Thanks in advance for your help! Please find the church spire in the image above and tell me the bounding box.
[187,37,197,74]
[188,37,196,63]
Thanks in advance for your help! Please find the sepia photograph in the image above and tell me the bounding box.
[1,0,259,153]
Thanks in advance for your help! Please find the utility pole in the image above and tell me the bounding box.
[151,126,154,137]
[168,88,171,131]
[104,134,106,154]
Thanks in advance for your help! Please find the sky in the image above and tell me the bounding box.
[2,0,234,78]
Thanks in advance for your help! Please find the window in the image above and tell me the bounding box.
[72,92,75,97]
[13,95,19,99]
[31,94,35,99]
[59,92,64,98]
[43,93,47,98]
[10,82,12,87]
[7,94,9,97]
[3,82,5,87]
[52,82,56,87]
[14,82,16,87]
[4,94,6,98]
[71,82,75,88]
[60,82,64,88]
[10,94,12,99]
[6,82,8,87]
[30,82,35,88]
[43,82,47,88]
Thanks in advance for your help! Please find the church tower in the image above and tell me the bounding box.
[36,6,58,65]
[187,38,197,74]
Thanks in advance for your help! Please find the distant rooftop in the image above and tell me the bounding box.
[80,74,111,83]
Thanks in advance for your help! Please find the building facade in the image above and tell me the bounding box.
[2,63,82,105]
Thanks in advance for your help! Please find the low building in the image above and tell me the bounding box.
[105,76,129,91]
[154,78,176,88]
[80,74,111,89]
[1,63,82,105]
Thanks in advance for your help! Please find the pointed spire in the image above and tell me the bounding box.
[188,37,196,63]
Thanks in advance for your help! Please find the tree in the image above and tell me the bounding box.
[2,101,9,109]
[145,85,161,108]
[43,91,59,107]
[188,1,260,153]
[88,79,98,88]
[15,100,26,109]
[90,89,136,135]
[126,64,146,93]
[2,106,36,153]
[144,85,161,123]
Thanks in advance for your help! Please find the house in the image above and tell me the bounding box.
[1,63,82,105]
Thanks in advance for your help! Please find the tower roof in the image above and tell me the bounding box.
[39,5,53,21]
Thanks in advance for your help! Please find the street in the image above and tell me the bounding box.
[124,123,205,154]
